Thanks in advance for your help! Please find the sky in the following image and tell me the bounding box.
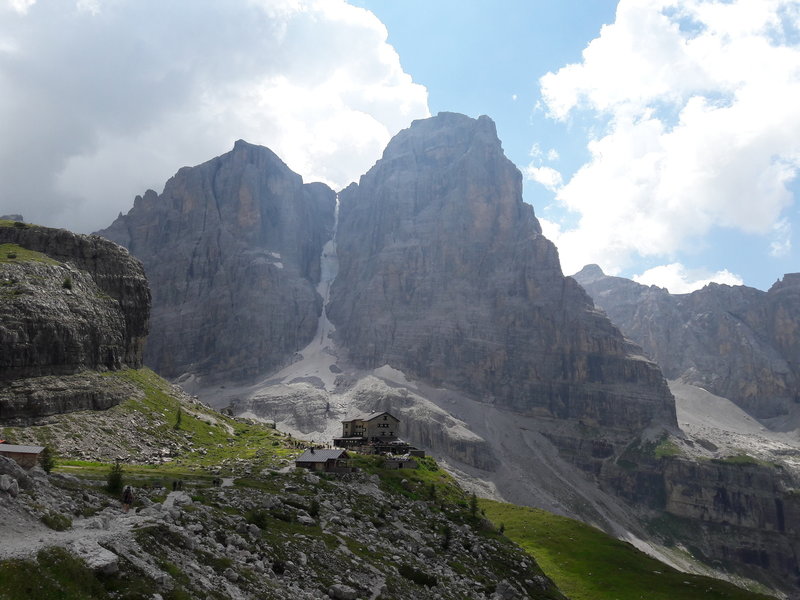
[1,0,798,292]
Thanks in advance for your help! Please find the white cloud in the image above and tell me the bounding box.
[5,0,36,15]
[770,217,792,256]
[633,263,744,293]
[539,0,800,276]
[525,166,563,192]
[0,0,429,232]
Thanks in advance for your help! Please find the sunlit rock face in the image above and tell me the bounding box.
[329,112,676,434]
[98,140,336,383]
[574,265,800,420]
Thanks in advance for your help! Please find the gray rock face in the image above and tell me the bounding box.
[0,223,149,422]
[97,140,336,382]
[573,265,800,419]
[329,113,676,435]
[0,223,149,379]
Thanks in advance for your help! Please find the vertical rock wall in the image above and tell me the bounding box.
[329,113,677,435]
[97,141,336,382]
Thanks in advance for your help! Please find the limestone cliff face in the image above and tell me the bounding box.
[0,223,149,379]
[97,140,336,382]
[329,113,676,435]
[0,222,149,422]
[574,265,800,419]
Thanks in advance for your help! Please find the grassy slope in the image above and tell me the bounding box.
[2,368,298,482]
[480,499,776,600]
[0,367,776,599]
[0,243,58,265]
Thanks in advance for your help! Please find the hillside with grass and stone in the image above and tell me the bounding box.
[0,366,778,600]
[1,365,571,600]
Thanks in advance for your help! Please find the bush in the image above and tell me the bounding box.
[39,446,55,473]
[106,461,124,494]
[41,511,72,531]
[398,564,437,587]
[62,276,72,290]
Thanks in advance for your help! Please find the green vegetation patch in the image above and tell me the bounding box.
[480,499,775,600]
[0,547,107,600]
[0,243,58,265]
[712,454,769,467]
[654,437,682,459]
[40,511,72,531]
[0,220,30,229]
[350,454,467,505]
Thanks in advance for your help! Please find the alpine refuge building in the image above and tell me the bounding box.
[333,412,424,457]
[294,448,352,473]
[340,412,399,442]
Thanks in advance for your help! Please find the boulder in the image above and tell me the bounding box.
[69,539,119,575]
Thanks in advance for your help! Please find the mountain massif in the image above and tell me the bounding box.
[95,113,800,596]
[573,264,800,422]
[329,113,676,435]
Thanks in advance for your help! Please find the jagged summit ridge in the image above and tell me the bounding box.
[574,265,800,420]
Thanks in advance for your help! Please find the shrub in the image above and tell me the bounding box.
[106,461,124,494]
[62,276,72,290]
[41,511,72,531]
[441,524,452,550]
[398,564,437,587]
[39,446,55,473]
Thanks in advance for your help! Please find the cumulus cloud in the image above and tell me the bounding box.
[0,0,429,232]
[633,263,744,293]
[525,166,563,192]
[539,0,800,278]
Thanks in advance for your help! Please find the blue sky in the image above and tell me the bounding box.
[1,0,798,292]
[353,0,800,292]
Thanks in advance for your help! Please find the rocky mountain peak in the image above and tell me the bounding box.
[572,264,606,284]
[329,112,676,435]
[97,140,336,382]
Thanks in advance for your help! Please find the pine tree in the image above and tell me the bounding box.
[107,460,124,494]
[40,446,55,473]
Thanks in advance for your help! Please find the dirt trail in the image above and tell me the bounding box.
[0,491,183,561]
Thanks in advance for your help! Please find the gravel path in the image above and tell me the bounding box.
[0,491,182,561]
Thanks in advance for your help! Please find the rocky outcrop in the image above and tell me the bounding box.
[0,223,149,376]
[573,265,800,419]
[660,457,800,592]
[0,222,149,422]
[97,140,336,382]
[329,113,676,436]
